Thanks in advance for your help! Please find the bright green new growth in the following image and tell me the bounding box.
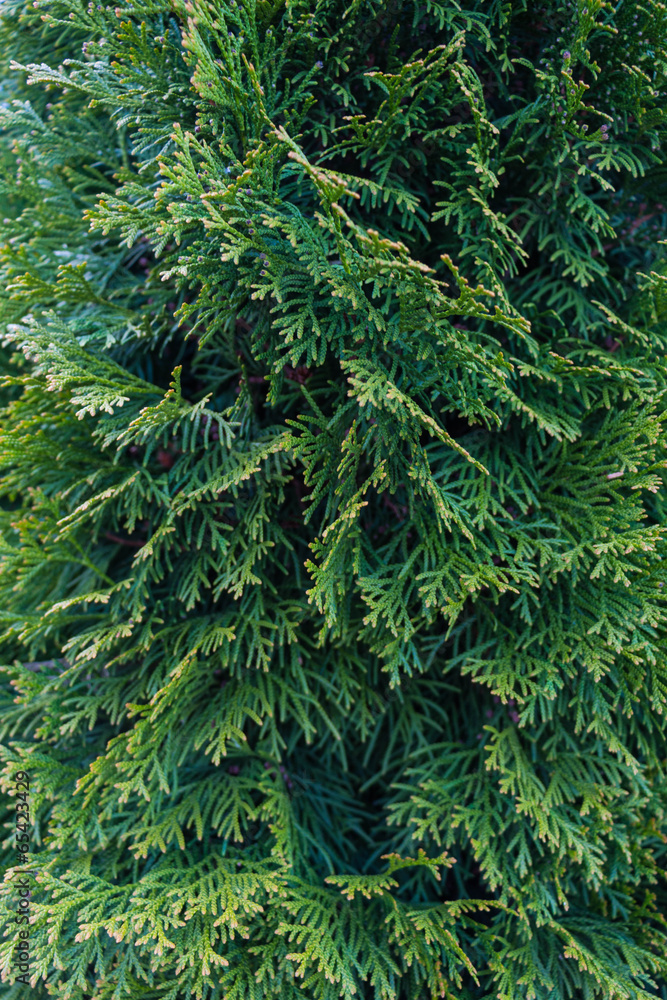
[1,0,667,997]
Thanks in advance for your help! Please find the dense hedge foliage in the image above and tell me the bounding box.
[1,0,667,997]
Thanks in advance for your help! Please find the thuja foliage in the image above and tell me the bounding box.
[1,0,667,996]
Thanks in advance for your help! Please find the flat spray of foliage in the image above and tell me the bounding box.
[0,0,667,997]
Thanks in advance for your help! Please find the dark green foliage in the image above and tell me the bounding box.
[1,0,667,996]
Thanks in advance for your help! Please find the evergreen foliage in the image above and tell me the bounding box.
[1,0,667,996]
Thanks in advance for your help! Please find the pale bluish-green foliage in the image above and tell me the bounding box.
[0,0,667,998]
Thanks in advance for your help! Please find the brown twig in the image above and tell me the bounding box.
[104,532,145,549]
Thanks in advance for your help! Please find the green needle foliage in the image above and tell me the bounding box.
[1,0,667,996]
